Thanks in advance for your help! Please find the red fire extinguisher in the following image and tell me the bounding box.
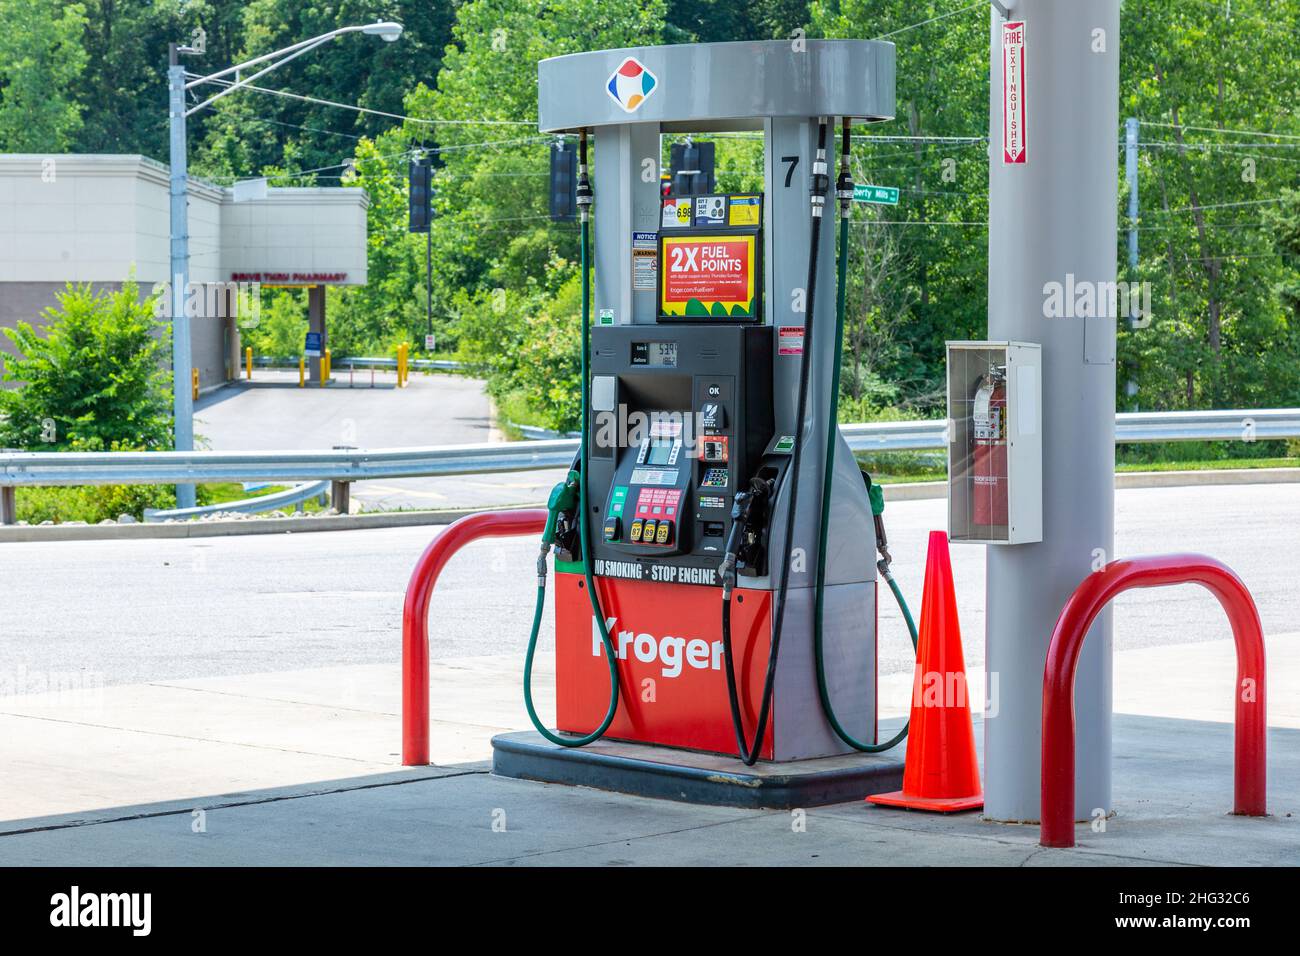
[971,367,1008,528]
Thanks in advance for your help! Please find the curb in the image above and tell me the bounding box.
[1114,466,1300,489]
[0,503,538,543]
[2,468,1295,543]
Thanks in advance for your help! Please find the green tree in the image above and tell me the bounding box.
[242,289,310,358]
[665,0,809,43]
[0,282,172,451]
[190,0,457,179]
[72,1,223,157]
[1121,0,1300,410]
[814,0,990,412]
[0,0,89,151]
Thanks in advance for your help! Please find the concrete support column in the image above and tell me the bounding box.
[308,285,327,383]
[330,480,351,515]
[226,315,241,382]
[984,0,1120,822]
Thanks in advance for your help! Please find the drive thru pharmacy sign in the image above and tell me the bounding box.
[1002,21,1027,164]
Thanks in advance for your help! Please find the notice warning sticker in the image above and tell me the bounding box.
[778,325,804,355]
[1002,20,1027,164]
[660,234,757,318]
[632,231,657,292]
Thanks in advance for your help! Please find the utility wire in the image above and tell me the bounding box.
[871,1,985,41]
[187,73,536,126]
[851,219,988,227]
[259,135,551,180]
[1140,120,1300,142]
[1149,196,1292,215]
[242,115,363,141]
[1138,140,1300,150]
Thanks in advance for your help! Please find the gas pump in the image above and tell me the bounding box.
[520,39,915,766]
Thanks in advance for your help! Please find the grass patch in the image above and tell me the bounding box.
[1115,457,1297,473]
[14,481,325,524]
[492,389,537,441]
[854,451,946,484]
[853,451,1299,486]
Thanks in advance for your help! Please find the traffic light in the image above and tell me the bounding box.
[668,140,715,197]
[408,157,432,233]
[549,140,576,222]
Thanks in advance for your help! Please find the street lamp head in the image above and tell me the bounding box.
[362,21,403,42]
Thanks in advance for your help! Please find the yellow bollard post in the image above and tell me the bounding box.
[400,343,407,387]
[299,357,305,388]
[324,348,331,385]
[192,367,199,401]
[245,347,252,380]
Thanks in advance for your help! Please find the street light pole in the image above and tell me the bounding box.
[166,22,403,509]
[168,43,196,508]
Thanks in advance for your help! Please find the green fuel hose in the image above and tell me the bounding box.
[521,131,621,747]
[812,120,918,753]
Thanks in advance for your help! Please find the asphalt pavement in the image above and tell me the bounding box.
[194,369,562,512]
[1,483,1296,688]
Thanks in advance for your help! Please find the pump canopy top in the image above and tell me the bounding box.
[537,40,895,132]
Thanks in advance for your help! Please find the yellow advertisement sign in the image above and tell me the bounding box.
[660,234,757,318]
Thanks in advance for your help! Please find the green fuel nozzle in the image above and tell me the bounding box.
[539,470,581,583]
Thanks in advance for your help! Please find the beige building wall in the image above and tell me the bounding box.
[0,154,368,390]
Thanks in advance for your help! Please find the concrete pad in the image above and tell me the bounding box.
[492,730,905,808]
[1,713,1295,866]
[0,656,542,826]
[1114,631,1300,728]
[1,633,1297,865]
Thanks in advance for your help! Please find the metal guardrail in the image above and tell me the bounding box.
[0,440,580,487]
[0,410,1296,492]
[143,480,330,523]
[253,356,464,372]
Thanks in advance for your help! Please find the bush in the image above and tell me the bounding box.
[0,281,171,450]
[453,267,583,432]
[240,289,309,359]
[16,484,176,525]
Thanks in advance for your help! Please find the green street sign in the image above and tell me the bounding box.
[852,184,899,205]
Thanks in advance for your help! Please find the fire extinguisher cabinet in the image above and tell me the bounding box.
[946,341,1042,545]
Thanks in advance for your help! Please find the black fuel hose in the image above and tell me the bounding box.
[720,119,830,765]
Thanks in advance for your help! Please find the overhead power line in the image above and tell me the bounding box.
[872,1,985,41]
[1140,120,1300,142]
[255,136,552,180]
[187,74,536,127]
[1150,197,1293,215]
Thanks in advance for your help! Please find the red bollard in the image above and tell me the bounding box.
[402,509,548,766]
[1040,553,1267,848]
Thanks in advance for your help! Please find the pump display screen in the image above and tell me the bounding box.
[659,233,758,320]
[631,341,678,367]
[646,439,675,466]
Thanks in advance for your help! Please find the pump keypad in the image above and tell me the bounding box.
[701,468,729,488]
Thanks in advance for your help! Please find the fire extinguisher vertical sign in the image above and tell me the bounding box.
[1002,21,1027,164]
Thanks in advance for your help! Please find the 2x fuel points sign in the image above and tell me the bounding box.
[658,193,762,321]
[660,235,756,318]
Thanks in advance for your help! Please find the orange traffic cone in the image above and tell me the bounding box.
[868,530,983,812]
